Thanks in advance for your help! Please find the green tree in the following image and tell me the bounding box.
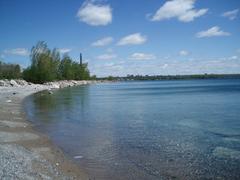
[0,61,21,79]
[59,54,74,80]
[23,41,92,83]
[23,41,59,83]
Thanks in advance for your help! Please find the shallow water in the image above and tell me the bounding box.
[25,79,240,179]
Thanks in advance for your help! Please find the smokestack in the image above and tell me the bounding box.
[80,53,82,66]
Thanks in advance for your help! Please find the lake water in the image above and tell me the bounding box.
[24,79,240,180]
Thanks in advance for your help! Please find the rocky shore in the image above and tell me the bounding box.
[0,79,98,88]
[0,79,98,179]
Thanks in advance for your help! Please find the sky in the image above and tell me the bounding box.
[0,0,240,77]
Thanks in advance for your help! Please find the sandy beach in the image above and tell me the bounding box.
[0,80,92,179]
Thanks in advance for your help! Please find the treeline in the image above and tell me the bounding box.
[0,61,21,79]
[23,41,91,83]
[99,74,240,81]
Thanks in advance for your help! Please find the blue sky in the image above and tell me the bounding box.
[0,0,240,77]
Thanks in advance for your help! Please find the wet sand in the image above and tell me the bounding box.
[0,85,89,179]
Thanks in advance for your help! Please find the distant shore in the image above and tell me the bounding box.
[98,73,240,81]
[0,79,102,179]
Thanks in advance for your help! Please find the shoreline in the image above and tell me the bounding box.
[0,80,100,179]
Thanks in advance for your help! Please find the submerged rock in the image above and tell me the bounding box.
[223,137,240,143]
[74,155,83,159]
[213,147,240,160]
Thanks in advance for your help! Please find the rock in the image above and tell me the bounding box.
[10,80,19,87]
[59,83,66,88]
[0,80,6,86]
[51,84,60,89]
[15,79,28,86]
[72,81,77,85]
[0,79,95,89]
[44,82,60,89]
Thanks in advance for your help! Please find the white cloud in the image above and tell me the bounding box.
[129,53,156,60]
[92,37,113,47]
[150,0,208,22]
[4,48,29,56]
[58,48,72,54]
[179,50,189,56]
[97,53,117,60]
[117,33,147,46]
[229,56,238,60]
[196,26,230,38]
[76,1,112,26]
[222,9,239,20]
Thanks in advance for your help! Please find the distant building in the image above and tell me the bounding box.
[80,53,82,66]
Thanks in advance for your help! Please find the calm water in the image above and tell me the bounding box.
[24,79,240,180]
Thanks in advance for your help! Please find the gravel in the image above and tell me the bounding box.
[0,144,70,180]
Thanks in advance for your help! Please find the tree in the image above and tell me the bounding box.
[23,41,92,83]
[0,61,21,79]
[59,54,74,80]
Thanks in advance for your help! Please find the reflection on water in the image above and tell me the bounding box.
[24,80,240,179]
